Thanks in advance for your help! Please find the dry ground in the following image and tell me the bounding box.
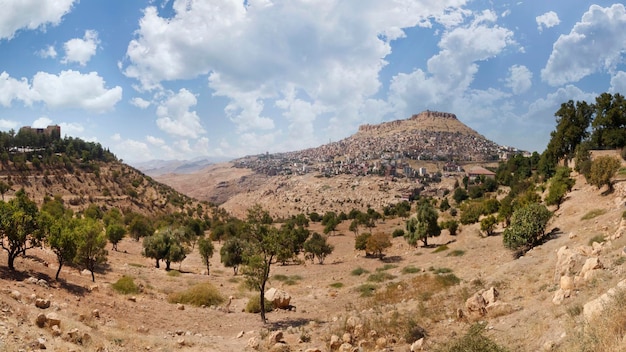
[1,174,626,351]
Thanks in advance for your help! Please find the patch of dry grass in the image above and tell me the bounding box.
[167,282,225,307]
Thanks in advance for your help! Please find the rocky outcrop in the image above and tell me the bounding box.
[266,288,292,310]
[583,279,626,321]
[553,245,606,305]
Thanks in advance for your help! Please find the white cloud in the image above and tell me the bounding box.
[123,0,469,152]
[536,11,560,31]
[131,97,151,109]
[32,116,53,128]
[111,138,154,163]
[541,4,626,86]
[505,65,532,94]
[609,71,626,94]
[0,71,35,107]
[32,70,122,112]
[0,0,76,40]
[389,10,515,117]
[58,122,85,136]
[155,88,205,138]
[37,45,57,59]
[0,120,19,130]
[62,30,99,66]
[146,135,165,146]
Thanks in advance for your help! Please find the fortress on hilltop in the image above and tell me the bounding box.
[358,110,459,133]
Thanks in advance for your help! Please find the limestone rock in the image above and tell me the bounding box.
[268,330,284,344]
[560,275,574,291]
[247,337,260,350]
[10,290,21,301]
[342,332,352,344]
[269,342,290,352]
[265,288,291,309]
[465,292,487,316]
[580,257,603,280]
[486,301,514,317]
[35,298,51,309]
[91,309,100,318]
[338,342,353,352]
[482,287,499,305]
[51,325,62,337]
[554,246,583,281]
[177,303,185,311]
[37,337,47,349]
[237,330,244,338]
[411,338,425,351]
[46,313,61,327]
[329,334,341,350]
[552,289,571,305]
[35,313,47,328]
[304,348,322,352]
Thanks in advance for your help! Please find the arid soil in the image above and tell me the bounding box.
[2,169,626,351]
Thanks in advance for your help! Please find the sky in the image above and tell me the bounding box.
[1,1,625,166]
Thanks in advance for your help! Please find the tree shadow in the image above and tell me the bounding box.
[381,255,402,263]
[267,317,313,330]
[0,266,33,281]
[55,279,89,296]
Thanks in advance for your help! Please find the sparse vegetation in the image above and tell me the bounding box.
[351,266,370,276]
[329,282,344,288]
[433,244,449,253]
[356,283,378,297]
[402,265,421,274]
[447,249,466,257]
[581,209,606,220]
[167,282,224,307]
[367,272,396,283]
[111,276,139,294]
[434,323,509,352]
[245,296,274,313]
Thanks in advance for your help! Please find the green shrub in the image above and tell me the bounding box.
[167,282,224,307]
[404,318,427,344]
[435,323,508,352]
[329,282,344,288]
[367,272,396,283]
[447,250,466,257]
[356,283,377,297]
[429,267,452,274]
[581,209,606,221]
[392,228,405,238]
[351,266,369,276]
[401,265,421,274]
[111,275,139,295]
[588,235,606,246]
[245,296,273,313]
[376,264,398,272]
[167,270,181,277]
[436,273,461,287]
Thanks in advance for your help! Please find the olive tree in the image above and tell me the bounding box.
[198,237,214,275]
[303,232,334,264]
[404,202,440,247]
[503,203,552,252]
[588,155,621,193]
[366,232,392,260]
[75,218,108,282]
[0,189,44,270]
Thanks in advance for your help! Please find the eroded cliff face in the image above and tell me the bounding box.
[357,110,476,136]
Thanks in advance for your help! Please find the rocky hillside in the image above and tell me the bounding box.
[0,155,203,218]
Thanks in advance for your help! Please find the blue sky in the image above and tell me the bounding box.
[1,1,625,166]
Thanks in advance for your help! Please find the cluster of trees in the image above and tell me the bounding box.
[0,128,116,170]
[0,192,108,282]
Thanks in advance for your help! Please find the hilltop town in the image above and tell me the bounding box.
[233,111,523,179]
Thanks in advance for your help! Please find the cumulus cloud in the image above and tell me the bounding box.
[155,89,205,138]
[0,120,19,130]
[62,30,99,66]
[536,11,560,31]
[58,122,85,136]
[0,72,35,107]
[1,70,121,112]
[110,138,154,163]
[123,0,469,154]
[131,97,151,109]
[506,65,533,94]
[146,135,165,146]
[389,10,515,117]
[37,45,57,59]
[541,4,626,86]
[32,116,53,128]
[32,70,122,112]
[0,0,76,40]
[609,71,626,93]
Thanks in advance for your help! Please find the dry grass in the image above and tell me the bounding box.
[560,289,626,352]
[167,282,225,307]
[581,209,607,221]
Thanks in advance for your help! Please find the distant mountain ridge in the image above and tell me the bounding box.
[135,157,231,176]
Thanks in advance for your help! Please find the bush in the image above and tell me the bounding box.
[588,235,605,246]
[356,283,377,297]
[435,323,508,352]
[402,265,421,274]
[355,233,372,251]
[503,203,552,251]
[111,276,139,295]
[392,228,405,238]
[167,282,225,307]
[245,296,274,313]
[367,272,396,283]
[351,266,369,276]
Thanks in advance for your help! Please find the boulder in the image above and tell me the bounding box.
[265,288,291,309]
[268,330,284,344]
[342,332,352,344]
[35,298,51,309]
[560,275,574,291]
[247,337,260,350]
[329,334,342,350]
[269,343,290,352]
[554,246,583,281]
[465,292,487,316]
[482,287,499,305]
[486,301,514,317]
[552,289,571,305]
[580,257,603,281]
[35,313,47,328]
[10,290,21,301]
[338,342,353,352]
[46,313,61,327]
[304,349,322,352]
[411,338,425,351]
